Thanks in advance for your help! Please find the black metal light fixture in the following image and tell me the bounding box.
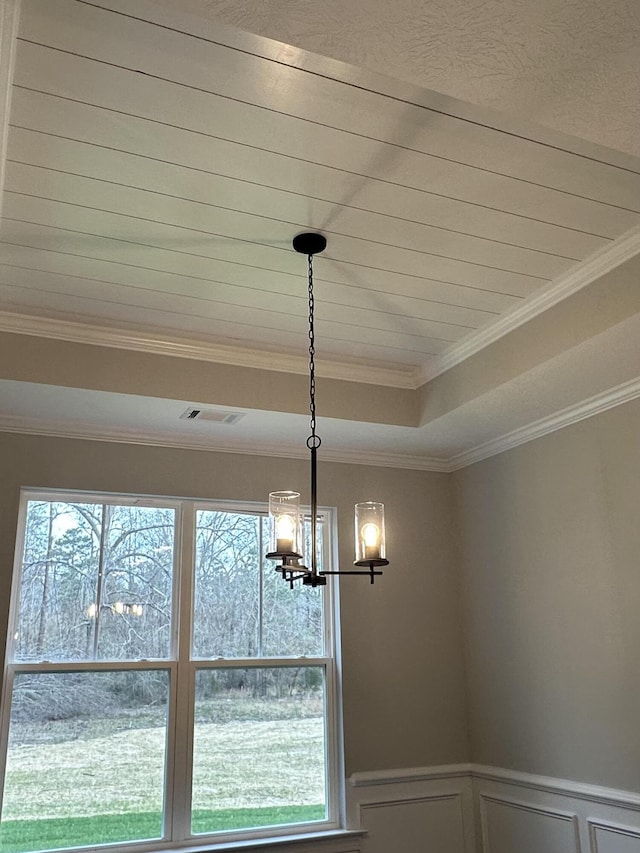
[265,232,389,587]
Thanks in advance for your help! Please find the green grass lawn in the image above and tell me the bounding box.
[0,805,326,853]
[1,696,326,853]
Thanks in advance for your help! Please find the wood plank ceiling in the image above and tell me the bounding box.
[2,0,639,380]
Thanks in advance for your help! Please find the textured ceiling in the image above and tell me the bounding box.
[152,0,640,158]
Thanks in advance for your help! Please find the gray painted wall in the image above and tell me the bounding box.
[454,397,640,791]
[3,393,640,794]
[0,431,469,776]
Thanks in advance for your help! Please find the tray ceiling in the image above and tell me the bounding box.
[2,0,639,384]
[1,0,640,467]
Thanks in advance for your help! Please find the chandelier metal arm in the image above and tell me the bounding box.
[322,568,384,585]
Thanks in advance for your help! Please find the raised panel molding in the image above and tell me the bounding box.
[348,766,475,853]
[347,766,640,853]
[589,821,640,853]
[473,769,640,853]
[360,794,467,853]
[479,793,580,853]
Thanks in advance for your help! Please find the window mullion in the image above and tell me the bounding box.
[7,660,173,673]
[166,500,196,843]
[323,509,344,826]
[91,503,108,660]
[258,515,264,658]
[190,656,331,669]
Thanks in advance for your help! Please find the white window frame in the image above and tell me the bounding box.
[0,489,344,853]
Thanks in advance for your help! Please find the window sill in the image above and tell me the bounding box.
[150,829,365,853]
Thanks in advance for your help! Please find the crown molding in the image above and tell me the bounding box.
[2,375,640,472]
[418,224,640,387]
[447,375,640,470]
[0,311,419,389]
[3,216,638,393]
[0,414,449,471]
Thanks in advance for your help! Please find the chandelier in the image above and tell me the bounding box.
[265,232,389,587]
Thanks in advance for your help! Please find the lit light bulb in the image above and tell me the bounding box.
[113,601,124,615]
[361,522,381,560]
[276,513,295,553]
[86,603,97,619]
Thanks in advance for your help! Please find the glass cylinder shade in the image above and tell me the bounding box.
[354,502,386,564]
[268,491,303,558]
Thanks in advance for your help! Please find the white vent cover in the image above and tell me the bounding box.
[180,407,245,425]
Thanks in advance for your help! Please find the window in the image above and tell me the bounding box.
[0,491,341,853]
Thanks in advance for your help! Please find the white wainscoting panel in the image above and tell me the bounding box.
[361,794,466,853]
[479,793,580,853]
[348,765,476,853]
[346,766,640,853]
[472,766,640,853]
[589,821,640,853]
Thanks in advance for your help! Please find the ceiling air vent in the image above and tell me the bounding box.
[180,407,245,425]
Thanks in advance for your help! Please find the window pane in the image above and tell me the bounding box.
[0,671,169,853]
[15,501,102,662]
[193,511,260,658]
[192,667,327,836]
[96,505,175,661]
[262,518,324,657]
[14,501,176,663]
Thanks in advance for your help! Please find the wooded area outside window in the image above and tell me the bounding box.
[0,490,342,853]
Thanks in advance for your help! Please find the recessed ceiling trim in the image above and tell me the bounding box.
[419,223,640,385]
[447,375,640,471]
[2,217,639,393]
[0,310,420,388]
[0,414,450,471]
[2,374,640,472]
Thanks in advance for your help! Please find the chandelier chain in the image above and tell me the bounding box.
[307,253,320,449]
